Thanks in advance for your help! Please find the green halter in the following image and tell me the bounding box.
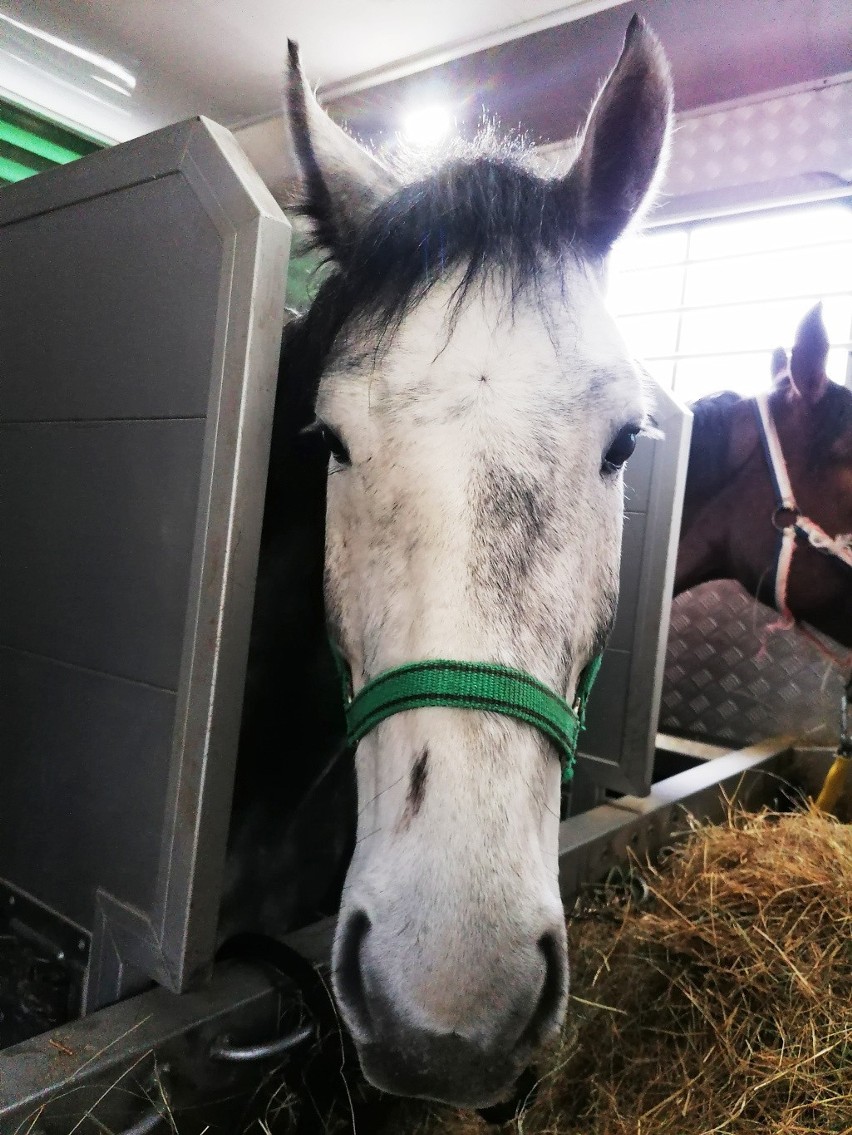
[335,653,602,783]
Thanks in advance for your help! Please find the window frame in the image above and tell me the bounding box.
[608,195,852,400]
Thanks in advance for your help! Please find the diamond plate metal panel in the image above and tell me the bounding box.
[536,74,852,206]
[661,580,845,747]
[666,77,852,198]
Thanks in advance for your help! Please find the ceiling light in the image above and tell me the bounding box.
[402,105,452,148]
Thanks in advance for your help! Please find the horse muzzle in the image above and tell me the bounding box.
[332,906,568,1106]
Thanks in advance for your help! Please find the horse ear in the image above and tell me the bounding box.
[563,16,673,253]
[286,40,399,259]
[789,303,830,404]
[770,347,789,383]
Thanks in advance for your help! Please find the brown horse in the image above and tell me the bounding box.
[675,304,852,650]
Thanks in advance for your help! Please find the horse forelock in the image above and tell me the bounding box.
[284,141,586,400]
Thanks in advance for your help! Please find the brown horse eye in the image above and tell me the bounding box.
[602,426,638,473]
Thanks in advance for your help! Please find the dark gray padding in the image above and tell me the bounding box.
[0,648,174,928]
[0,118,291,1008]
[576,385,692,798]
[0,175,221,421]
[1,420,205,688]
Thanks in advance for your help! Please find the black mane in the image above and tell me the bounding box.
[282,145,580,415]
[684,390,743,510]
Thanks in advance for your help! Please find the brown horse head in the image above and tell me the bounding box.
[676,304,852,649]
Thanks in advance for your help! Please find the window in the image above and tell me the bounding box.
[608,201,852,401]
[0,97,101,187]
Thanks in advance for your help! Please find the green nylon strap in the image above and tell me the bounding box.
[342,656,602,783]
[575,653,602,713]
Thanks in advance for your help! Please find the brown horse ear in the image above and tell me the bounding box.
[770,347,788,383]
[789,303,830,405]
[286,40,399,260]
[562,16,673,253]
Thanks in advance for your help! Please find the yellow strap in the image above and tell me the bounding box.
[814,755,851,814]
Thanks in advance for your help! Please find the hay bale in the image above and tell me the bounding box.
[380,808,852,1135]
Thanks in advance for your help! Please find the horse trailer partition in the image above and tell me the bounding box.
[0,117,290,1020]
[570,385,692,809]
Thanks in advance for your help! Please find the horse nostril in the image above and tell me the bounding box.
[519,931,567,1049]
[334,909,373,1036]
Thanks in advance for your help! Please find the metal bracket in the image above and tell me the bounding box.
[0,882,91,1048]
[84,889,178,1014]
[0,881,91,966]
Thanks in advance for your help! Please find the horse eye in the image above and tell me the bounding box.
[602,425,638,473]
[317,421,351,466]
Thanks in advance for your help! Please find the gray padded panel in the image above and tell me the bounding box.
[0,420,205,689]
[0,118,290,1005]
[609,511,646,653]
[0,648,175,929]
[575,384,692,798]
[0,175,221,422]
[580,648,630,757]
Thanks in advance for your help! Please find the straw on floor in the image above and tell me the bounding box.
[376,807,852,1135]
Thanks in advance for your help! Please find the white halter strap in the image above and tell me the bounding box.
[754,392,852,619]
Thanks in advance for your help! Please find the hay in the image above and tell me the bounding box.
[379,808,852,1135]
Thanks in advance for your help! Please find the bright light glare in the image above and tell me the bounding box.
[609,203,852,401]
[91,75,132,97]
[402,105,452,147]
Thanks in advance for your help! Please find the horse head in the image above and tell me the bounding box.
[677,303,852,648]
[283,17,672,1106]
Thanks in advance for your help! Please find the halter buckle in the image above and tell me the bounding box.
[771,505,799,532]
